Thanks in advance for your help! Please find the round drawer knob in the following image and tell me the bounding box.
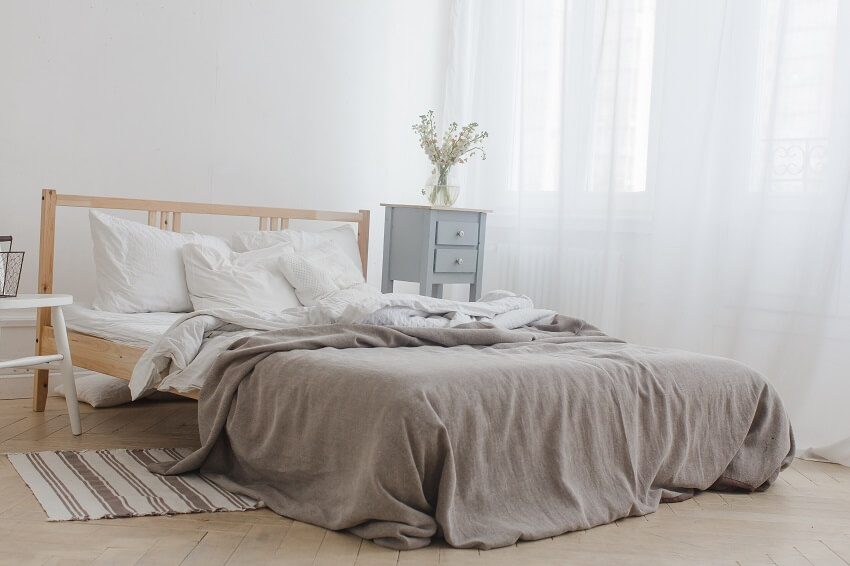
[457,230,465,237]
[455,258,464,265]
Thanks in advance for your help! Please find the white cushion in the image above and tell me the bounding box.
[90,210,230,313]
[278,240,376,307]
[232,225,363,273]
[182,243,302,312]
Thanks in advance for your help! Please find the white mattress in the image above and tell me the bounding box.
[64,304,183,348]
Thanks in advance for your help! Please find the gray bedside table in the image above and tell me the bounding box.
[380,203,491,300]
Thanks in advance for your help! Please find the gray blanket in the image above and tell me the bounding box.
[150,316,794,550]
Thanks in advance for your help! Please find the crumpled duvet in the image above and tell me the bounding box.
[147,315,794,550]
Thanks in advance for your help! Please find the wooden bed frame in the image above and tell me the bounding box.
[32,189,370,411]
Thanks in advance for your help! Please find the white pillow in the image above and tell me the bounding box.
[182,243,302,312]
[232,225,363,273]
[90,210,230,313]
[278,240,375,307]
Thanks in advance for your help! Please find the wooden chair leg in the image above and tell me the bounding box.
[33,368,49,412]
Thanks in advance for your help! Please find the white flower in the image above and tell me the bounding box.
[412,110,488,170]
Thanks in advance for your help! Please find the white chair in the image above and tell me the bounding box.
[0,294,81,435]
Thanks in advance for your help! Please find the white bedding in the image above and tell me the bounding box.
[130,291,555,398]
[64,304,183,348]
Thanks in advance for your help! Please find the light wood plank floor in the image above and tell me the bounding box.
[1,397,849,565]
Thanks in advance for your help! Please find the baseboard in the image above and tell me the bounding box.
[0,310,36,327]
[0,372,63,400]
[0,366,99,400]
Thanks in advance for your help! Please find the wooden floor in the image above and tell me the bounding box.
[0,398,849,565]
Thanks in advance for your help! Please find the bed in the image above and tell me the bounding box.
[32,189,370,407]
[33,189,794,550]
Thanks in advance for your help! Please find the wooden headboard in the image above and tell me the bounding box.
[32,188,370,409]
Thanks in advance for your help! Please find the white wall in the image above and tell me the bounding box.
[0,1,449,362]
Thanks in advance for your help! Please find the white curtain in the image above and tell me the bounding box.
[444,0,850,462]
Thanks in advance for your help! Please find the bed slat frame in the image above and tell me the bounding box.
[33,189,370,411]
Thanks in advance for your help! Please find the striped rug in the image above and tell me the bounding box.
[7,448,263,521]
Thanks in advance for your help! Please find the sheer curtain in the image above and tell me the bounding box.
[445,0,850,462]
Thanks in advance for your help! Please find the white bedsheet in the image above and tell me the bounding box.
[130,291,555,398]
[64,304,183,348]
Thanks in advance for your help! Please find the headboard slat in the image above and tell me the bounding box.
[56,194,363,223]
[44,190,369,274]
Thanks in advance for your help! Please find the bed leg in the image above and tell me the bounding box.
[34,189,57,412]
[33,369,49,412]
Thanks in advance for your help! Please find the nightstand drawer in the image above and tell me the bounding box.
[434,249,478,273]
[436,221,479,246]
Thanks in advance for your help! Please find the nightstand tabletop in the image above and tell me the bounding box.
[380,203,493,214]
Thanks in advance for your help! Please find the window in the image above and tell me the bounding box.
[756,0,837,193]
[588,0,656,194]
[515,0,566,193]
[513,0,656,194]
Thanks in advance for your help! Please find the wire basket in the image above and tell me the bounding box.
[0,236,25,298]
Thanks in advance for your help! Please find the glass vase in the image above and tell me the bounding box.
[422,168,460,207]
